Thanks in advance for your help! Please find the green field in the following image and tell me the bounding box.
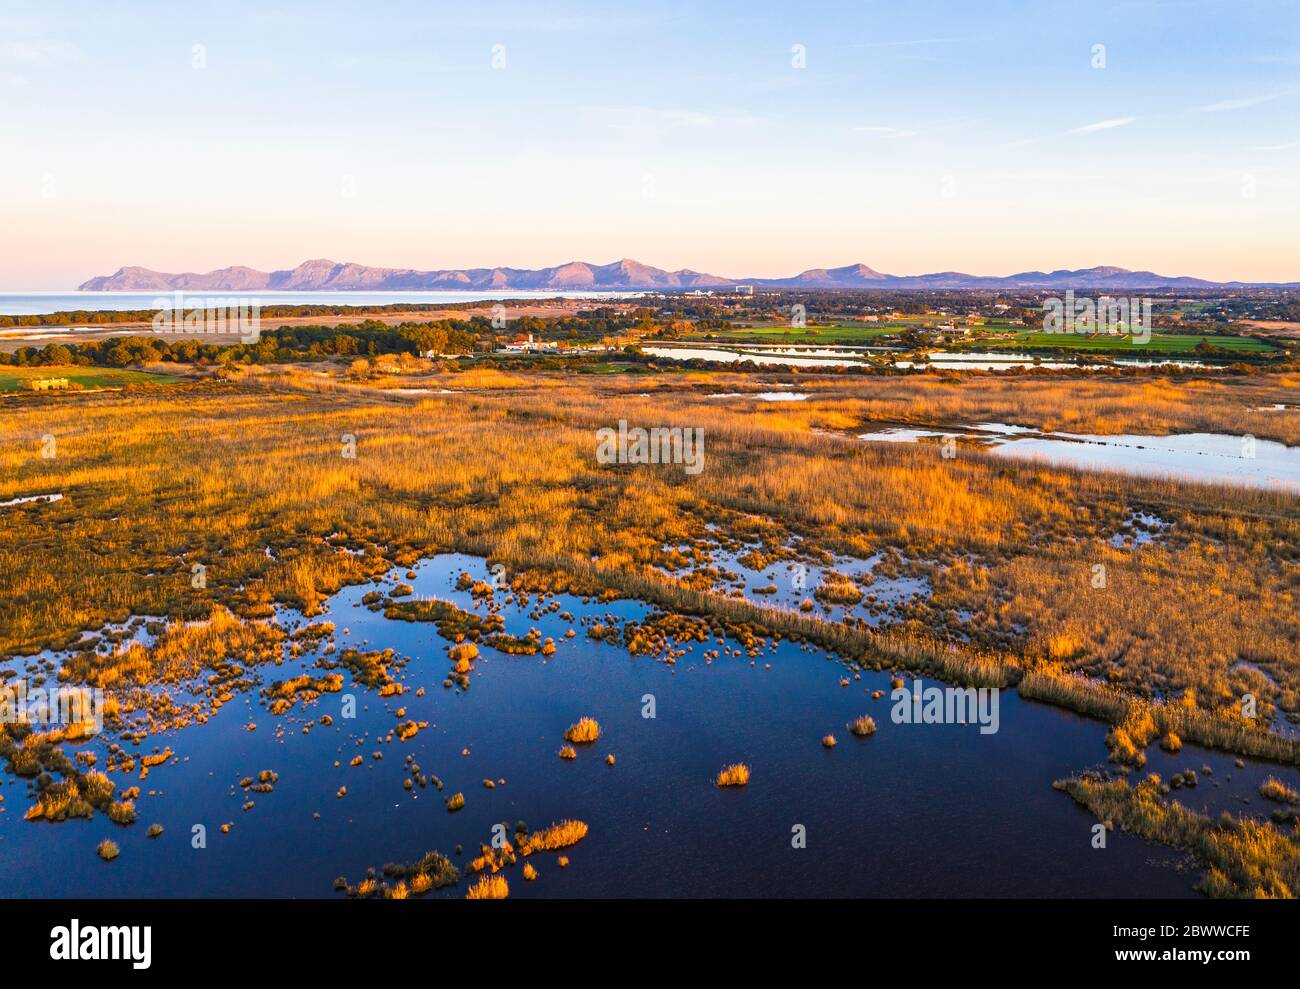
[677,315,1280,357]
[0,365,185,392]
[692,323,901,343]
[576,360,644,374]
[675,320,1281,360]
[995,332,1278,354]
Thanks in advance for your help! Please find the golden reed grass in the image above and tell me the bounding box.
[2,371,1296,765]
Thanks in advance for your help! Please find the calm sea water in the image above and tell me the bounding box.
[6,552,1294,898]
[0,291,635,318]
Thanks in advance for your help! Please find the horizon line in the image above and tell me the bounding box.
[70,256,1300,288]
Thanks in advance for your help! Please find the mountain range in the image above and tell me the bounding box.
[77,258,1297,292]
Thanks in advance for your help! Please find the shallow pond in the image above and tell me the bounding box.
[704,391,810,402]
[645,345,868,368]
[4,553,1297,898]
[656,539,931,627]
[0,493,64,509]
[893,351,1211,371]
[644,345,1215,372]
[860,423,1300,492]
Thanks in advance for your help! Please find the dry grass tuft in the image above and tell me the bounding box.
[563,717,601,744]
[716,763,750,787]
[1260,777,1300,804]
[518,819,589,855]
[1056,772,1300,898]
[465,874,509,899]
[849,715,877,737]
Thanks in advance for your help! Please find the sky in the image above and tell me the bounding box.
[1,0,1298,288]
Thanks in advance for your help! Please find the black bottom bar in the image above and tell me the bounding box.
[0,897,1279,976]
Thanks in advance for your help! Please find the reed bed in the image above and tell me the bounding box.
[2,369,1297,765]
[1055,772,1300,898]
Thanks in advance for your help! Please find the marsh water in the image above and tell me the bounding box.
[6,553,1300,898]
[858,423,1300,492]
[644,345,1215,371]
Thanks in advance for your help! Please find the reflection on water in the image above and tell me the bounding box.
[990,431,1300,491]
[0,493,64,509]
[645,345,1215,371]
[8,553,1295,898]
[860,423,1300,491]
[705,391,809,402]
[894,352,1209,370]
[656,539,931,626]
[646,345,865,368]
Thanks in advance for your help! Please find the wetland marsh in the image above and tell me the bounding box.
[3,363,1299,898]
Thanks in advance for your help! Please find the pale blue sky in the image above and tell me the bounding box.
[2,0,1298,286]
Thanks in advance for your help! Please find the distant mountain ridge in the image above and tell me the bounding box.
[78,258,1297,292]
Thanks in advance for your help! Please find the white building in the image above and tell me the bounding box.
[501,332,538,353]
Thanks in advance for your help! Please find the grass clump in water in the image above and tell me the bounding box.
[465,874,509,899]
[1055,772,1300,898]
[1260,777,1300,804]
[518,820,589,855]
[814,573,863,606]
[564,717,601,744]
[339,849,459,896]
[716,763,750,787]
[1105,704,1159,768]
[849,715,877,736]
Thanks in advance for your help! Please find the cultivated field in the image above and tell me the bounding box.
[0,366,185,392]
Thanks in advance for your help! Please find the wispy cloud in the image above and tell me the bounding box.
[467,13,669,33]
[0,39,83,68]
[584,106,716,130]
[1196,91,1289,112]
[1066,116,1137,135]
[851,125,918,139]
[838,35,985,49]
[1001,116,1137,148]
[1247,139,1300,151]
